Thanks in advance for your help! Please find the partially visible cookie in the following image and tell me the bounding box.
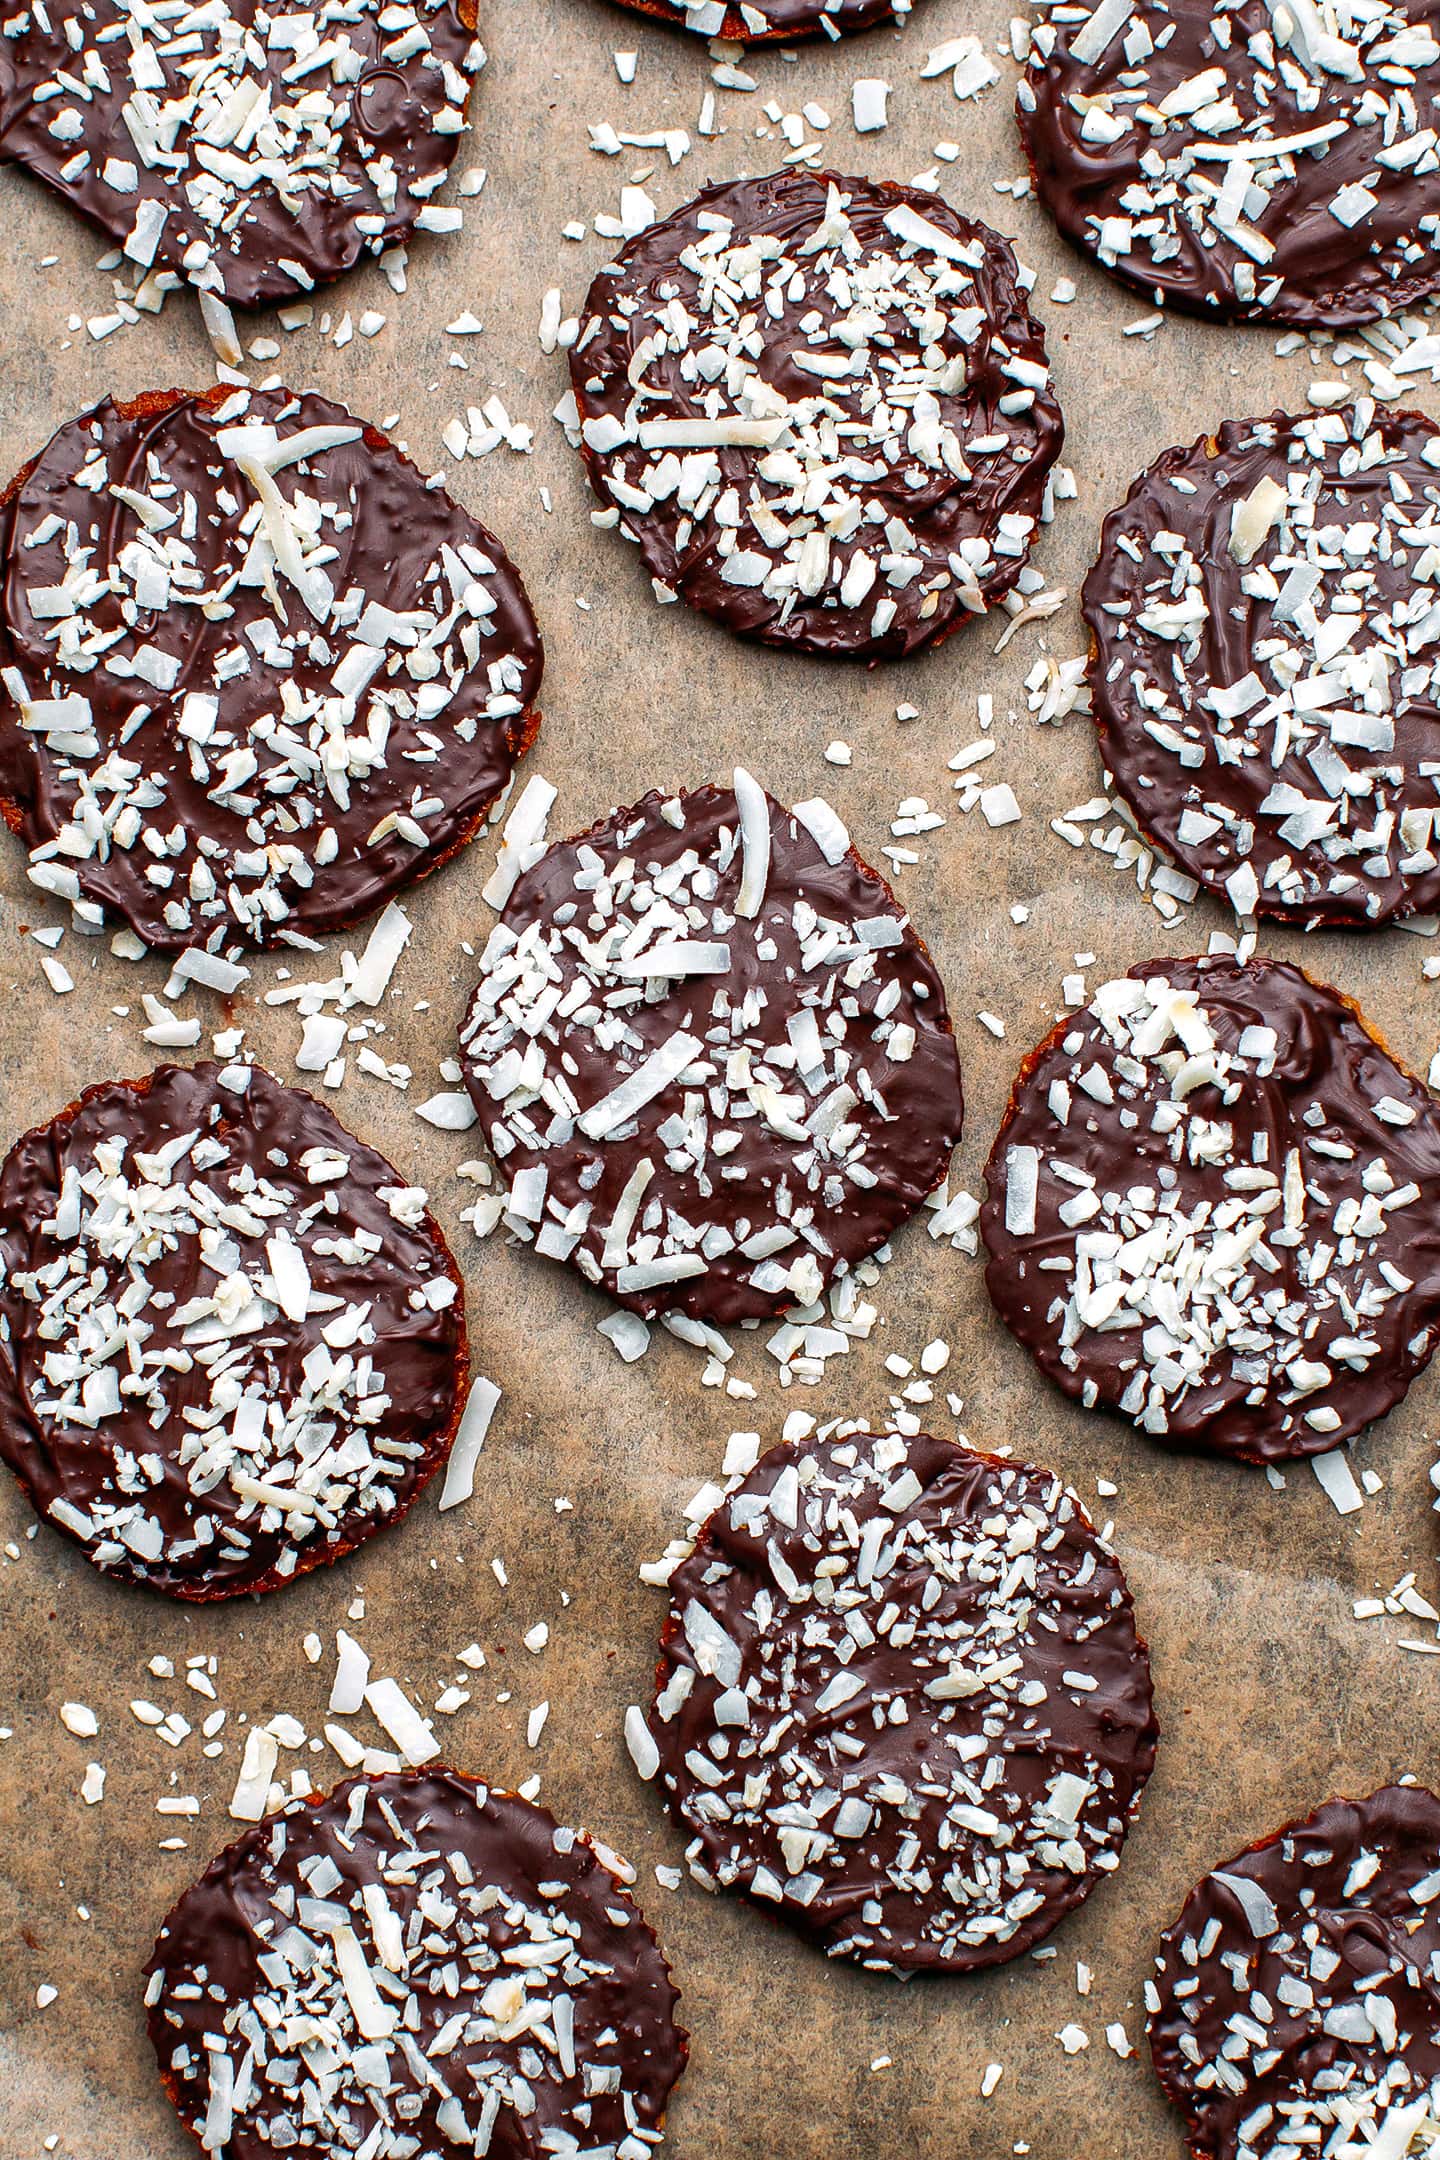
[643,1423,1157,1972]
[147,1770,688,2160]
[1149,1786,1440,2160]
[0,0,484,307]
[0,383,542,951]
[1085,406,1440,927]
[460,775,964,1327]
[570,169,1063,660]
[0,1060,468,1599]
[982,955,1440,1464]
[1017,0,1440,330]
[605,0,921,38]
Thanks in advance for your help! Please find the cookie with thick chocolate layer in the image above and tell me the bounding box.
[0,0,484,308]
[642,1423,1157,1973]
[607,0,919,38]
[569,168,1062,660]
[1149,1785,1440,2160]
[146,1769,688,2160]
[0,383,542,952]
[1085,406,1440,927]
[0,1060,468,1599]
[459,774,964,1328]
[1017,0,1440,330]
[982,956,1440,1464]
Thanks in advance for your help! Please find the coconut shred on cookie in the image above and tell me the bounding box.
[0,383,542,950]
[1019,0,1440,329]
[459,776,965,1329]
[569,170,1063,660]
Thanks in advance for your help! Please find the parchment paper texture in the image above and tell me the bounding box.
[1,3,1438,2156]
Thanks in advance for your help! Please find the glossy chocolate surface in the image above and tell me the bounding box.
[647,1424,1156,1972]
[982,955,1440,1463]
[0,0,483,307]
[147,1770,688,2160]
[570,169,1062,660]
[0,1059,466,1598]
[1150,1785,1440,2160]
[460,780,964,1328]
[1085,406,1440,927]
[0,384,541,951]
[1018,0,1440,330]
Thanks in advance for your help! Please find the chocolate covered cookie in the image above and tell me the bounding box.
[1149,1785,1440,2160]
[569,169,1062,660]
[0,0,484,308]
[0,1060,467,1599]
[459,775,964,1328]
[146,1770,688,2160]
[606,0,919,37]
[982,956,1440,1464]
[0,383,542,952]
[642,1423,1157,1972]
[1085,405,1440,927]
[1017,0,1440,329]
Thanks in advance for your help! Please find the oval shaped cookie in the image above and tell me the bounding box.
[1149,1785,1440,2160]
[459,775,965,1327]
[981,955,1440,1464]
[569,168,1063,660]
[1085,406,1440,927]
[1017,0,1440,329]
[0,383,542,951]
[146,1770,688,2160]
[642,1423,1157,1972]
[0,1060,468,1599]
[0,0,484,308]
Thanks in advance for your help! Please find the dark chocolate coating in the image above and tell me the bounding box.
[1018,0,1440,330]
[0,385,542,952]
[0,0,482,308]
[459,781,965,1328]
[606,0,920,38]
[570,169,1063,660]
[982,954,1440,1464]
[1084,407,1440,927]
[146,1770,688,2160]
[647,1425,1157,1973]
[1149,1785,1440,2160]
[0,1060,467,1599]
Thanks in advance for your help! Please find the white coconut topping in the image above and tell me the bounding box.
[460,781,957,1317]
[1023,0,1440,319]
[648,1423,1150,1972]
[573,176,1052,643]
[4,0,485,303]
[7,389,535,947]
[1,1070,454,1584]
[992,966,1439,1451]
[1093,406,1440,921]
[149,1778,677,2160]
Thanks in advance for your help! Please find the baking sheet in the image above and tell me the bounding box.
[2,2,1439,2154]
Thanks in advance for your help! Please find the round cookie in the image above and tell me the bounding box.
[0,1059,468,1599]
[642,1423,1157,1973]
[1149,1786,1440,2160]
[569,169,1063,660]
[606,0,919,38]
[1085,405,1440,928]
[459,775,965,1327]
[146,1769,688,2160]
[0,0,484,309]
[1017,0,1440,330]
[0,383,542,952]
[981,955,1440,1465]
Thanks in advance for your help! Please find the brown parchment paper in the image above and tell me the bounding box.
[2,3,1440,2154]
